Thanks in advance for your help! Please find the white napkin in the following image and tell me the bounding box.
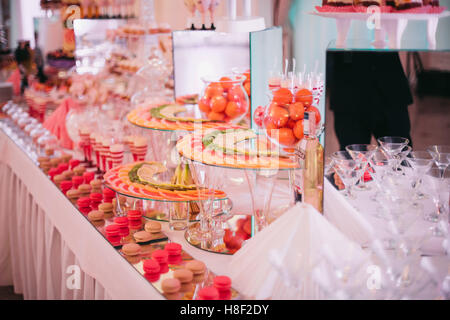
[226,203,371,300]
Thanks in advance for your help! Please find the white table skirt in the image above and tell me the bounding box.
[0,130,164,300]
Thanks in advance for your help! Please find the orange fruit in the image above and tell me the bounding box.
[295,89,313,106]
[287,119,296,129]
[205,83,224,99]
[289,102,305,121]
[208,111,225,121]
[210,95,227,112]
[306,106,321,125]
[267,103,289,128]
[225,101,240,118]
[272,88,293,106]
[265,122,278,138]
[243,81,251,97]
[198,97,211,113]
[219,77,233,92]
[293,120,304,140]
[228,85,244,102]
[278,128,297,146]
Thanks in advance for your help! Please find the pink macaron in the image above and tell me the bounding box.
[165,243,182,256]
[197,287,219,300]
[151,249,168,264]
[214,276,232,292]
[143,259,160,275]
[127,210,142,221]
[105,224,120,237]
[77,197,91,208]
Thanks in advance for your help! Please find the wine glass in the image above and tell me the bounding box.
[331,151,362,199]
[427,145,450,178]
[422,168,450,237]
[345,144,378,190]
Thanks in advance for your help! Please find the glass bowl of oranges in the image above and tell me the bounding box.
[198,75,249,124]
[258,87,321,149]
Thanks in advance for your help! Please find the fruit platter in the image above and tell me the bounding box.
[103,161,227,202]
[127,103,241,132]
[176,127,299,170]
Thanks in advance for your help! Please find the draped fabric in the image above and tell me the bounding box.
[0,130,162,300]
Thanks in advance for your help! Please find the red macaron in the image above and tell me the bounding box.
[77,196,91,208]
[72,176,84,188]
[127,210,142,221]
[151,249,168,264]
[105,224,120,237]
[48,168,58,180]
[197,287,219,300]
[165,243,182,256]
[83,171,95,184]
[114,216,128,228]
[69,159,80,169]
[143,259,160,275]
[60,180,73,193]
[90,193,103,203]
[214,276,232,292]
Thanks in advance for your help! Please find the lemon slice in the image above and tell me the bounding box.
[137,163,167,183]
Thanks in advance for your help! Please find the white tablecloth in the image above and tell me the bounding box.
[1,125,448,300]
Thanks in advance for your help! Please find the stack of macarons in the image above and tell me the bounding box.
[77,197,91,215]
[143,259,160,282]
[72,175,84,189]
[114,216,129,238]
[98,202,114,218]
[90,193,103,210]
[165,242,183,265]
[60,180,73,195]
[67,189,80,205]
[161,278,181,300]
[127,210,142,230]
[88,210,104,222]
[78,183,91,197]
[83,171,95,184]
[103,187,115,203]
[90,179,102,193]
[105,224,122,246]
[214,276,232,300]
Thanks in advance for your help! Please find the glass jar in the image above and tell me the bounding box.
[198,74,249,124]
[260,87,321,149]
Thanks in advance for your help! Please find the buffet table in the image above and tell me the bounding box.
[1,121,449,300]
[0,126,236,299]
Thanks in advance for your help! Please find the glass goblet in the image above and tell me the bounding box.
[427,145,450,178]
[345,144,378,191]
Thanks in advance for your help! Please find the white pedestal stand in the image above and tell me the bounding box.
[311,11,450,49]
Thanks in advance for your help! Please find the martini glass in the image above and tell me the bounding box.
[406,151,434,202]
[331,151,363,200]
[345,144,378,191]
[422,167,450,236]
[377,137,409,171]
[427,145,450,178]
[395,145,412,174]
[368,150,392,217]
